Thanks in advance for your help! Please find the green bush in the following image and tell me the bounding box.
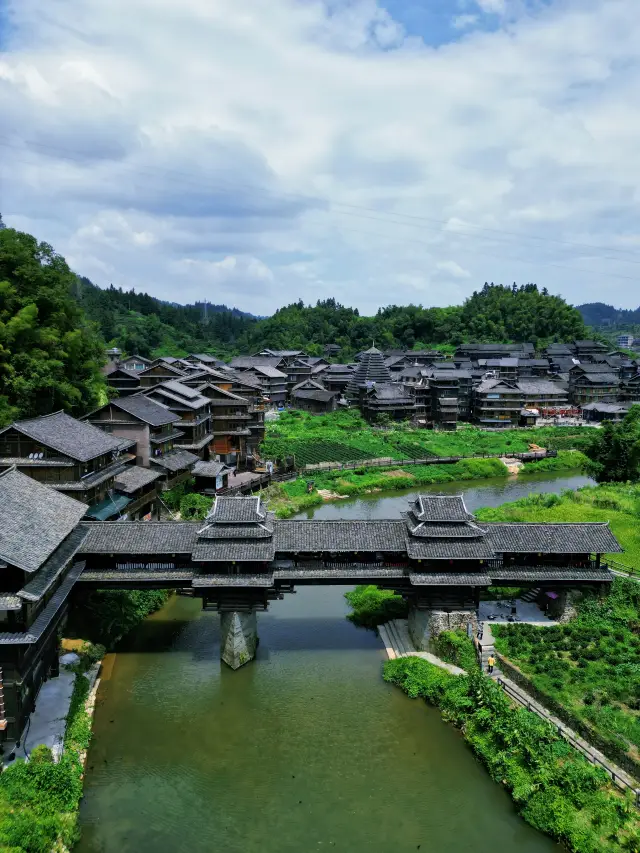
[344,585,407,629]
[433,630,479,672]
[384,657,640,852]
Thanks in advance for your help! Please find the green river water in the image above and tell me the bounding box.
[76,472,591,853]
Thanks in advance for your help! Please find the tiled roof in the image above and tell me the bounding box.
[199,521,274,540]
[293,389,337,403]
[192,573,275,587]
[406,537,496,560]
[191,539,275,562]
[78,569,194,583]
[114,466,162,494]
[412,495,473,522]
[18,526,89,602]
[0,561,85,645]
[205,496,267,524]
[0,467,88,572]
[4,411,123,462]
[149,385,210,410]
[489,567,614,583]
[517,380,568,396]
[50,459,131,491]
[273,520,407,552]
[252,365,288,379]
[78,521,200,554]
[230,356,283,370]
[149,450,199,472]
[410,572,492,585]
[405,518,488,539]
[0,594,22,611]
[192,460,232,478]
[484,523,622,553]
[110,395,180,426]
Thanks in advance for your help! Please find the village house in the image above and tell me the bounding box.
[0,412,136,517]
[0,468,90,742]
[290,380,339,414]
[144,381,213,459]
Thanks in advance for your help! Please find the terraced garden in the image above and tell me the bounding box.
[260,409,596,467]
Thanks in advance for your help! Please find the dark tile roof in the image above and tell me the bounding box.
[192,460,232,478]
[78,521,201,554]
[230,356,283,370]
[405,518,488,539]
[114,466,162,494]
[0,467,88,572]
[0,561,85,644]
[489,567,614,583]
[273,520,407,552]
[412,495,473,522]
[5,411,123,462]
[149,450,199,472]
[574,373,619,385]
[410,572,492,585]
[110,395,180,426]
[192,573,275,587]
[51,459,131,491]
[206,496,268,524]
[149,383,211,410]
[293,389,337,403]
[78,569,194,583]
[367,383,414,402]
[198,520,274,540]
[191,539,275,562]
[517,380,568,395]
[484,523,622,553]
[406,537,496,560]
[345,347,392,398]
[0,594,22,611]
[18,525,89,602]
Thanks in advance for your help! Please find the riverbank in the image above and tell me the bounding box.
[262,450,586,518]
[384,656,640,853]
[0,645,102,852]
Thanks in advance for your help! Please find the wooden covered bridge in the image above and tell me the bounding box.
[0,466,621,742]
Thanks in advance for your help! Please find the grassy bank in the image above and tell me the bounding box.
[0,647,100,852]
[261,409,595,466]
[384,657,640,852]
[475,482,640,566]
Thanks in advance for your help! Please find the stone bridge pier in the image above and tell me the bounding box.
[408,603,478,651]
[220,610,259,669]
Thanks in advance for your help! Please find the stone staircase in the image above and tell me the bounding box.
[520,587,541,603]
[476,621,501,676]
[378,620,465,676]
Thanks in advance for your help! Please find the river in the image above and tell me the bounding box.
[76,472,590,852]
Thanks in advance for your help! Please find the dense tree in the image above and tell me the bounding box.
[583,405,640,482]
[0,227,106,425]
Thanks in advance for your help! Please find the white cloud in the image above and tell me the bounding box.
[436,260,472,279]
[452,14,479,30]
[1,0,640,314]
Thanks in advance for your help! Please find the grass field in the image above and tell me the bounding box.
[260,409,596,467]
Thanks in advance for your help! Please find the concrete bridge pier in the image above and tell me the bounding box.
[220,610,258,669]
[408,605,478,651]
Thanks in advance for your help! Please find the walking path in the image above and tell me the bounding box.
[379,618,640,804]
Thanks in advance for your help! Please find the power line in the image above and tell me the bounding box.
[2,133,640,263]
[1,135,639,283]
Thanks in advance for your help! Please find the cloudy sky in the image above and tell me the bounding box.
[1,0,640,315]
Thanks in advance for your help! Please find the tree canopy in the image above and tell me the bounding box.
[0,227,107,425]
[583,405,640,482]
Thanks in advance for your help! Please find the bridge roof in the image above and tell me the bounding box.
[192,539,275,562]
[411,495,474,522]
[483,523,622,553]
[79,521,200,554]
[273,520,406,552]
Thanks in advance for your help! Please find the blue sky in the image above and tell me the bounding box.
[1,0,639,315]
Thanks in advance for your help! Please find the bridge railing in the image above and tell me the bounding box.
[299,449,555,474]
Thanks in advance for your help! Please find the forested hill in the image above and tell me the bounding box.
[75,277,258,358]
[78,279,587,359]
[237,284,587,357]
[577,302,640,329]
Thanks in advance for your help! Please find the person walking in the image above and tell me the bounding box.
[487,655,496,675]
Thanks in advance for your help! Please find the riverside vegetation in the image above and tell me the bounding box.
[384,656,640,853]
[0,642,103,852]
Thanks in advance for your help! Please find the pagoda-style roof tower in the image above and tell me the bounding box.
[345,346,392,400]
[403,494,495,560]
